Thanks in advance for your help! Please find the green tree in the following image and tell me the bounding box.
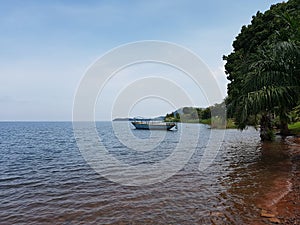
[202,107,211,120]
[224,0,300,141]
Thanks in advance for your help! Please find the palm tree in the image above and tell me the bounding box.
[228,39,300,140]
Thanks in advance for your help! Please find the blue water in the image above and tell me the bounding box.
[1,121,289,224]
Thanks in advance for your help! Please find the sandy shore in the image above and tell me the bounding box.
[259,137,300,224]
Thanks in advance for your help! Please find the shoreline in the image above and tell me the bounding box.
[259,136,300,224]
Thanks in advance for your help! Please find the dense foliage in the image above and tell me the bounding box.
[164,103,231,128]
[223,0,300,140]
[165,106,210,123]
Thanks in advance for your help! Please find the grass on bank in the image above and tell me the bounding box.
[200,118,236,129]
[166,116,299,132]
[174,117,237,129]
[289,122,300,135]
[202,119,300,132]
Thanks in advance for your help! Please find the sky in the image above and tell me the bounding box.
[0,0,283,121]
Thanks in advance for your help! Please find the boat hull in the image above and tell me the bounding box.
[131,122,176,130]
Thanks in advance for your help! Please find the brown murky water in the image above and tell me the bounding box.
[0,122,295,224]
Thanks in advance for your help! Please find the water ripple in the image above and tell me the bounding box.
[0,122,290,224]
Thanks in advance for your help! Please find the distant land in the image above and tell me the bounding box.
[112,105,236,129]
[113,116,165,121]
[112,106,209,122]
[112,118,134,121]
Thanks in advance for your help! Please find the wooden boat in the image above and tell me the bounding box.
[131,120,177,130]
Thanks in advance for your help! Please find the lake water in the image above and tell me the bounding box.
[0,122,292,224]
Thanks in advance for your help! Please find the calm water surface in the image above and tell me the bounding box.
[0,122,292,224]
